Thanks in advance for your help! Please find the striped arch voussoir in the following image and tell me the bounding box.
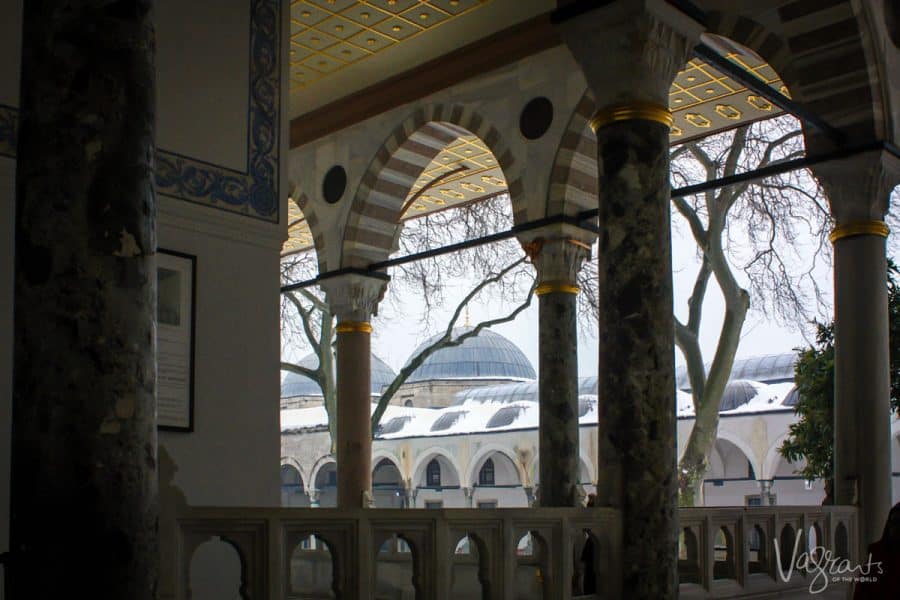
[342,104,523,268]
[706,6,882,144]
[547,89,598,220]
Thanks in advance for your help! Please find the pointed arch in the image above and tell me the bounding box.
[465,443,523,487]
[705,7,885,145]
[280,456,308,490]
[714,430,762,481]
[411,447,464,488]
[310,455,337,491]
[342,104,525,268]
[372,449,404,480]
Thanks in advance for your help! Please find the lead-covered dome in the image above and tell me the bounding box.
[281,353,396,398]
[404,327,536,383]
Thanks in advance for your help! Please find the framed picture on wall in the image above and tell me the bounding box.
[157,249,196,432]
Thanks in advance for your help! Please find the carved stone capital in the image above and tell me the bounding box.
[526,236,590,286]
[813,150,900,223]
[318,272,389,322]
[559,0,703,107]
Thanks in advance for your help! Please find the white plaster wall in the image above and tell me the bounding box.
[158,198,282,507]
[153,0,289,510]
[157,0,250,172]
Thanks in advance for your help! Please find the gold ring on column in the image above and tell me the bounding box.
[336,321,373,333]
[829,221,890,243]
[589,101,673,132]
[536,281,580,296]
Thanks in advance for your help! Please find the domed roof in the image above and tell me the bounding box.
[718,380,759,411]
[675,352,798,390]
[404,327,536,383]
[281,353,396,398]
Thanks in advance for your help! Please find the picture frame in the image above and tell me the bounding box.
[157,249,196,432]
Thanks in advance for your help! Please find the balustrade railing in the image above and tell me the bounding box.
[165,505,856,599]
[679,506,858,599]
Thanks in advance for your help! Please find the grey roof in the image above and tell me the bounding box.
[718,380,759,411]
[281,352,397,398]
[782,386,800,407]
[675,353,797,390]
[486,405,527,428]
[376,416,412,435]
[431,410,468,432]
[454,376,596,405]
[578,397,596,417]
[405,327,536,383]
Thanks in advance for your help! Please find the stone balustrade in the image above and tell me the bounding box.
[678,506,858,599]
[168,505,857,599]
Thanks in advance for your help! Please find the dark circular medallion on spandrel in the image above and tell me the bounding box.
[322,165,347,204]
[519,97,554,140]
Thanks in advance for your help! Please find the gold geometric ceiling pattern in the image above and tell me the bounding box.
[670,44,786,142]
[284,198,312,256]
[283,35,789,255]
[289,0,490,90]
[401,135,506,216]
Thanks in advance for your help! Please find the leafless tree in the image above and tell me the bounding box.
[280,194,539,448]
[669,114,831,505]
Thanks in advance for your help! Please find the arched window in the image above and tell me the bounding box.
[479,458,495,486]
[280,464,304,506]
[281,464,303,491]
[426,459,441,487]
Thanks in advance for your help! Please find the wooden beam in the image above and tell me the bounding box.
[289,12,561,148]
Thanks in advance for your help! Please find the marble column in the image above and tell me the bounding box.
[526,235,590,506]
[308,490,321,508]
[814,151,898,555]
[560,3,700,597]
[320,273,388,509]
[10,2,158,597]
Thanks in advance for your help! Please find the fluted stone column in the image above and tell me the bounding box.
[526,235,590,506]
[560,3,700,597]
[10,2,158,597]
[814,151,899,555]
[320,273,388,509]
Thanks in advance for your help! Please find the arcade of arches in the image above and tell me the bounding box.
[3,1,900,598]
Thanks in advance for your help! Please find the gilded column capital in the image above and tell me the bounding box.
[318,271,389,323]
[558,0,703,108]
[813,149,900,224]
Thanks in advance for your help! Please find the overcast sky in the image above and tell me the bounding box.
[284,193,898,382]
[365,221,836,379]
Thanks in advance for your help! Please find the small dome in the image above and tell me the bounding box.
[281,353,396,398]
[719,380,759,411]
[782,386,800,407]
[404,327,535,383]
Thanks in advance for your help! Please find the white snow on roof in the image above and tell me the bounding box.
[675,381,795,417]
[282,380,797,436]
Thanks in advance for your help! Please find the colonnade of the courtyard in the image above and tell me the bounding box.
[8,0,898,598]
[304,7,898,598]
